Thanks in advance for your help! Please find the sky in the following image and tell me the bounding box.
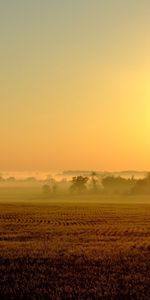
[0,0,150,171]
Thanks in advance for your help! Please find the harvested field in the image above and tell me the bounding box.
[0,199,150,299]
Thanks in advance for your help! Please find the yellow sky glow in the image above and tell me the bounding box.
[0,1,150,171]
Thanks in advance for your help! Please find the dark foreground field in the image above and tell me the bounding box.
[0,198,150,299]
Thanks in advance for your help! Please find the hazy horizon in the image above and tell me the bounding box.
[0,169,148,181]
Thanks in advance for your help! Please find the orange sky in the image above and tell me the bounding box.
[0,1,150,171]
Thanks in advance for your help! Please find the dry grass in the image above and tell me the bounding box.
[0,198,150,299]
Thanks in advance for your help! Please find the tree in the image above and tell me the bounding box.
[0,176,4,182]
[42,184,51,196]
[132,172,150,194]
[90,171,99,192]
[70,176,89,193]
[102,175,135,195]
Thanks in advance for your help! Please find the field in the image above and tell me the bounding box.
[0,195,150,299]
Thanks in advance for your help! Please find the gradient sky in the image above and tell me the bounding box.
[0,0,150,171]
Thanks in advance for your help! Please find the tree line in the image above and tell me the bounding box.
[42,172,150,196]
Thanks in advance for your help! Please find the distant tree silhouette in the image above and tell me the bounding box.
[132,172,150,194]
[52,183,57,195]
[0,176,4,182]
[7,177,16,182]
[25,177,36,182]
[90,171,99,192]
[102,176,135,195]
[70,176,89,193]
[42,184,51,196]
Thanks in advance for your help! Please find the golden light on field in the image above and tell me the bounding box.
[1,3,150,300]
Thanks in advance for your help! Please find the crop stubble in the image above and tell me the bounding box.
[0,201,150,299]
